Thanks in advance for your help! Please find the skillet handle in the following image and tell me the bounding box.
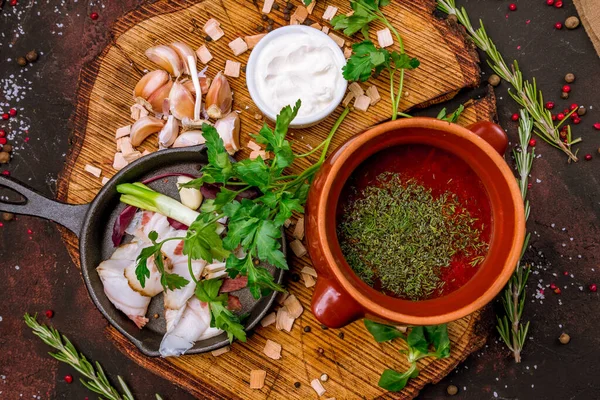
[0,176,89,237]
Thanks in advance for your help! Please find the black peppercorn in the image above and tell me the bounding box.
[262,14,268,21]
[17,56,27,67]
[267,18,274,24]
[257,25,265,32]
[303,326,311,333]
[286,1,294,10]
[267,25,274,32]
[338,332,345,339]
[561,91,569,99]
[447,385,458,395]
[284,14,290,21]
[2,212,14,221]
[577,106,587,116]
[321,324,328,330]
[291,273,300,282]
[294,382,301,388]
[273,3,280,11]
[304,19,313,26]
[317,347,324,354]
[241,65,247,73]
[487,74,501,87]
[205,35,213,42]
[283,8,290,15]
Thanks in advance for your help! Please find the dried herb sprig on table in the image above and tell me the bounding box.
[332,0,420,120]
[364,320,450,391]
[24,313,162,400]
[436,0,582,162]
[496,110,533,363]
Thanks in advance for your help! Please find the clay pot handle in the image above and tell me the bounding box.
[311,276,364,328]
[467,121,508,155]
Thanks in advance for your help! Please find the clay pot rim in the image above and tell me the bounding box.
[313,117,525,325]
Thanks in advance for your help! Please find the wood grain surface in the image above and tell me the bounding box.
[55,0,492,398]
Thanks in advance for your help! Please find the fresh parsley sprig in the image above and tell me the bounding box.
[195,279,247,342]
[332,0,420,120]
[364,320,450,392]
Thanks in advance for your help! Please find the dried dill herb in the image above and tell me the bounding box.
[337,173,487,300]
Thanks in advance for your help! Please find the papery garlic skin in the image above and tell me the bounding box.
[130,116,166,146]
[205,71,233,120]
[214,112,241,155]
[134,70,170,100]
[145,45,184,77]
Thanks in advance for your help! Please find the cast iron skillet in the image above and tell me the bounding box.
[0,146,284,356]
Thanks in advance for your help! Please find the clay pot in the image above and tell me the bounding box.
[306,118,524,328]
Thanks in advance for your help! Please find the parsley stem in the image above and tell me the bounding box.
[187,254,199,284]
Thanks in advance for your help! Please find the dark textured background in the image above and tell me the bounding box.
[0,0,598,399]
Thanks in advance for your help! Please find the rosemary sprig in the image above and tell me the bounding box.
[24,313,162,400]
[436,0,582,162]
[495,110,533,363]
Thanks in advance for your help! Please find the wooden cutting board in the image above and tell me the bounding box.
[56,0,494,398]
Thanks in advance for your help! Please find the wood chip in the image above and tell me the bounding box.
[84,164,102,178]
[247,140,261,151]
[101,176,110,186]
[321,26,330,34]
[229,37,248,56]
[354,95,371,112]
[115,125,131,139]
[275,308,295,332]
[211,346,230,357]
[377,27,393,48]
[244,33,266,50]
[348,82,364,97]
[224,60,241,78]
[290,239,307,257]
[302,272,316,288]
[293,217,305,240]
[328,32,344,47]
[262,0,275,13]
[283,294,304,319]
[342,92,355,107]
[117,137,135,155]
[343,47,352,59]
[130,104,148,120]
[311,379,327,396]
[284,218,292,228]
[113,152,128,170]
[123,151,142,163]
[260,312,277,327]
[204,18,224,41]
[196,45,213,64]
[306,0,316,14]
[250,370,267,389]
[322,5,338,21]
[250,150,271,160]
[263,339,282,360]
[310,22,322,30]
[301,266,317,278]
[291,5,309,24]
[366,85,381,105]
[276,291,289,305]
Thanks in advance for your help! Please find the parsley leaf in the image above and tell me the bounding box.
[343,41,389,82]
[195,279,247,342]
[390,51,420,70]
[226,254,284,299]
[378,367,419,392]
[331,3,377,37]
[183,213,229,263]
[135,231,190,291]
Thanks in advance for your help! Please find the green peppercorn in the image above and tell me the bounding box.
[565,73,575,83]
[487,74,501,87]
[17,57,27,67]
[26,50,38,62]
[447,384,459,395]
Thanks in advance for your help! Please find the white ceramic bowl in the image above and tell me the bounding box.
[246,25,348,129]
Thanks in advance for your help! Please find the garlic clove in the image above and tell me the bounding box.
[205,71,232,120]
[182,77,211,96]
[172,130,206,148]
[130,116,166,146]
[133,70,170,100]
[147,80,173,113]
[214,112,241,155]
[177,176,203,210]
[169,42,196,75]
[145,45,184,77]
[169,81,195,121]
[158,115,180,148]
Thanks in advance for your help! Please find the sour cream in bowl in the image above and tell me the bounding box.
[246,25,347,128]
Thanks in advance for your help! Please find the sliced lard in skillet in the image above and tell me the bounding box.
[121,242,165,297]
[161,230,206,312]
[126,211,172,242]
[159,297,223,357]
